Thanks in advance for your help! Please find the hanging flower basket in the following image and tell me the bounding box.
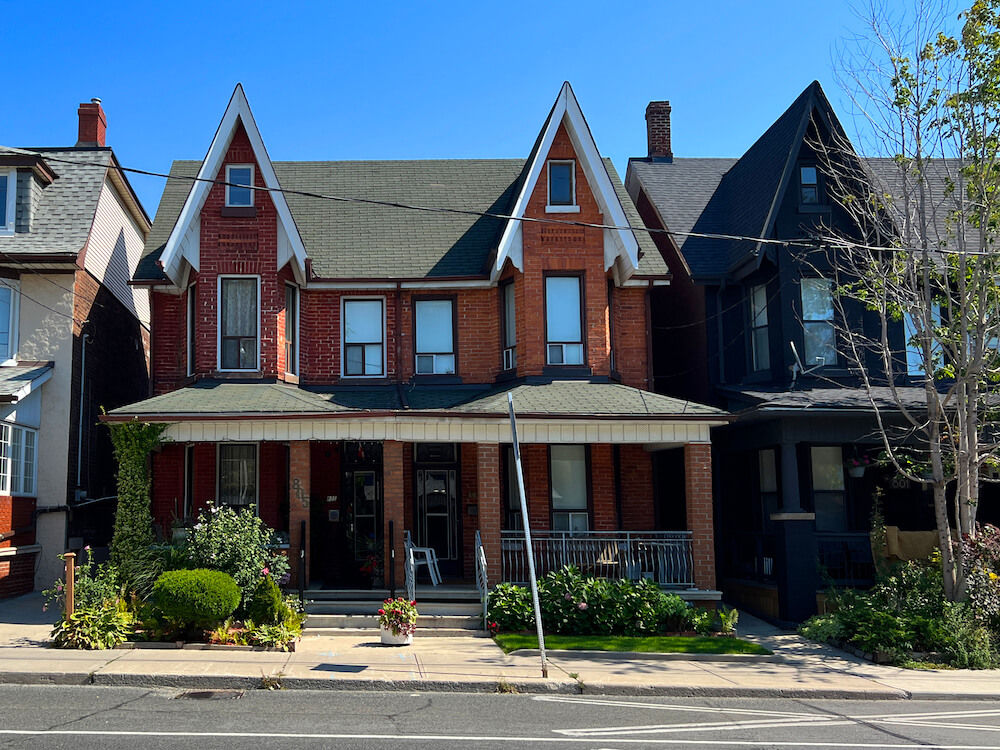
[848,465,866,478]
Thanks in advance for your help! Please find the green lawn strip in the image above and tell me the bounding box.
[493,633,771,655]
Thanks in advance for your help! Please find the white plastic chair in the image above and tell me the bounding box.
[410,546,442,585]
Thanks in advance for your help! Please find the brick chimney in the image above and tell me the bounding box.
[76,98,107,147]
[645,100,673,162]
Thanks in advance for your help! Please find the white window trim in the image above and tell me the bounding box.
[216,275,261,372]
[0,169,15,235]
[546,160,580,213]
[215,442,260,514]
[284,283,300,377]
[0,280,20,365]
[225,164,255,208]
[186,284,196,377]
[340,296,387,378]
[1,422,38,497]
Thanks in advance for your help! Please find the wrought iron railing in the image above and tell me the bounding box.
[404,530,416,602]
[474,530,489,630]
[718,530,777,583]
[500,530,695,587]
[817,531,875,586]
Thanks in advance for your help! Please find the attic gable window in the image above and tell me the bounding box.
[225,165,254,207]
[799,165,820,205]
[0,170,14,235]
[546,160,579,213]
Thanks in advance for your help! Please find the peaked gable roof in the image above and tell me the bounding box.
[629,81,842,280]
[493,82,642,281]
[158,84,307,285]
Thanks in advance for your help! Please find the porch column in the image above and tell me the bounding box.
[774,440,819,622]
[476,442,502,583]
[684,442,716,590]
[288,441,311,589]
[383,440,406,588]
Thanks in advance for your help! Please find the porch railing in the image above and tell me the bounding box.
[404,530,416,602]
[474,530,488,630]
[500,530,695,588]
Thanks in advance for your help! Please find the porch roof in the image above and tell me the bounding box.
[106,379,728,422]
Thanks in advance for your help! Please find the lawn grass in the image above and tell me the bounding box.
[493,633,772,655]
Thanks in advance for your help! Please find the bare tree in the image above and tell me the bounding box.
[807,0,1000,600]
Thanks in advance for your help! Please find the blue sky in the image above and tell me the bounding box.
[3,0,879,215]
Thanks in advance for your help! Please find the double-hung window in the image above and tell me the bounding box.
[225,165,254,207]
[284,285,299,376]
[800,166,820,205]
[0,424,37,496]
[501,281,516,370]
[343,298,384,376]
[750,284,770,371]
[0,170,15,235]
[811,446,846,532]
[0,282,18,362]
[801,278,836,367]
[550,445,588,532]
[545,276,584,365]
[219,277,259,371]
[218,443,257,508]
[547,161,576,211]
[415,299,455,375]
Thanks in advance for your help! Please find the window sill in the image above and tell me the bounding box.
[545,205,580,214]
[221,206,257,218]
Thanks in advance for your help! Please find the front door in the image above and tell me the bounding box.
[342,441,384,588]
[414,443,461,578]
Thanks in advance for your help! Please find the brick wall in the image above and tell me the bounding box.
[620,445,655,529]
[0,554,36,598]
[684,442,716,590]
[0,495,37,598]
[288,441,310,588]
[383,441,405,585]
[476,443,501,581]
[590,445,616,530]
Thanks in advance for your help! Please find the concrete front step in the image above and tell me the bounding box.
[305,614,482,630]
[305,600,481,617]
[303,627,490,638]
[305,587,480,603]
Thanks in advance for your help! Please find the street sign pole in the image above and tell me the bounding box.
[507,393,547,678]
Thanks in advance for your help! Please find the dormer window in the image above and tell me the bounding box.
[799,166,819,205]
[546,160,578,212]
[0,169,15,235]
[225,165,254,207]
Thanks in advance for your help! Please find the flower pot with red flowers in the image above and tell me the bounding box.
[378,598,418,645]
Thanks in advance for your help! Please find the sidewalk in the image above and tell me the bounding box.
[2,593,998,699]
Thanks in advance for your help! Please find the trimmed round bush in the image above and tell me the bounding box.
[246,576,285,626]
[152,569,241,629]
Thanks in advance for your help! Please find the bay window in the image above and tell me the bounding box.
[550,445,588,532]
[343,298,384,376]
[219,277,259,371]
[545,276,584,365]
[415,299,455,375]
[217,443,257,508]
[801,278,836,367]
[0,424,37,496]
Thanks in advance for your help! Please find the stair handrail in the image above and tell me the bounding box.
[475,529,489,631]
[404,529,416,603]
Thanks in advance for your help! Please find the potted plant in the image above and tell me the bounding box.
[378,598,418,645]
[846,455,871,478]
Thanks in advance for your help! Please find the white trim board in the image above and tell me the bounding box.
[158,84,308,286]
[493,82,640,283]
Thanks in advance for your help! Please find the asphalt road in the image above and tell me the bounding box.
[0,685,999,749]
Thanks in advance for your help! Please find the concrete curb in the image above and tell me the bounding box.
[511,648,782,663]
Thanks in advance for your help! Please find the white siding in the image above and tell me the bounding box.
[85,179,150,328]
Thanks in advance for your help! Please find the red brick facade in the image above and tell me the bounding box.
[0,495,37,598]
[684,442,716,590]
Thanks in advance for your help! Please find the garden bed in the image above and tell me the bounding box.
[113,640,296,652]
[493,633,771,656]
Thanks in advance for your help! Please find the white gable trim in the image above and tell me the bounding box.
[159,84,307,286]
[492,82,639,282]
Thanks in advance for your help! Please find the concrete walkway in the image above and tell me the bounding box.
[2,593,998,699]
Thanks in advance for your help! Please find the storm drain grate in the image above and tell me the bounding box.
[174,690,245,700]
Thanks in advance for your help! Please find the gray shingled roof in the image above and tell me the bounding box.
[0,364,52,399]
[108,379,725,420]
[136,157,665,282]
[0,148,111,256]
[720,385,929,413]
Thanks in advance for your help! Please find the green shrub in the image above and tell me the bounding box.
[799,613,846,643]
[247,576,284,626]
[939,603,999,669]
[44,550,122,615]
[51,601,133,650]
[691,608,714,635]
[487,583,534,632]
[657,593,696,632]
[152,569,241,629]
[184,503,289,607]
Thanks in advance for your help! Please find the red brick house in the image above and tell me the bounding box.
[108,83,726,598]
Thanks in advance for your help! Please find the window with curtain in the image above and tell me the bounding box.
[415,299,455,374]
[0,423,37,496]
[545,276,584,365]
[550,445,588,532]
[343,299,384,376]
[811,446,846,532]
[801,278,836,366]
[220,278,258,370]
[218,444,257,507]
[750,284,769,371]
[501,281,516,370]
[284,285,298,376]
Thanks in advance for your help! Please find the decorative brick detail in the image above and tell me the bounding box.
[288,441,310,588]
[383,440,405,586]
[476,443,501,582]
[684,443,716,590]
